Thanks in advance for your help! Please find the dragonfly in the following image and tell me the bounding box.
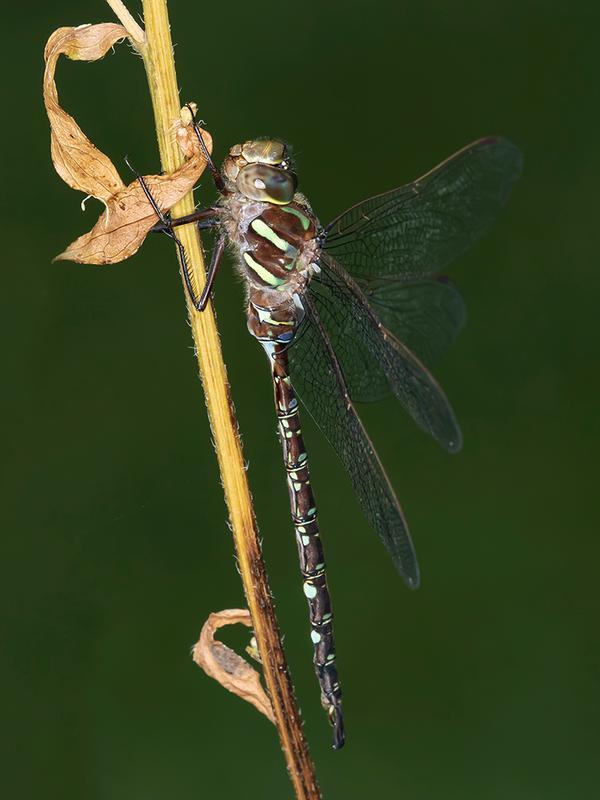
[139,122,522,749]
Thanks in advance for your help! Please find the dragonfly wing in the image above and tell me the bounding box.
[309,255,462,452]
[323,137,522,281]
[289,294,420,588]
[367,277,467,367]
[301,272,466,404]
[304,274,466,403]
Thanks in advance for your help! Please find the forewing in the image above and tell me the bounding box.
[310,255,462,452]
[323,137,522,281]
[289,296,420,587]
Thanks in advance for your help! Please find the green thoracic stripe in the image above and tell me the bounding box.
[243,251,285,286]
[251,218,295,253]
[262,311,293,326]
[281,205,310,230]
[254,304,294,326]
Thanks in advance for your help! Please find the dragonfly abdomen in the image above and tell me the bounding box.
[271,342,345,750]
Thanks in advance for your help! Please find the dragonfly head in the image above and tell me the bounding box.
[223,139,297,205]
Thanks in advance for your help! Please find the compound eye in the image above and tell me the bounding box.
[236,163,297,204]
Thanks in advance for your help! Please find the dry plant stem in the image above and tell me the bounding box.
[107,1,322,797]
[105,0,146,47]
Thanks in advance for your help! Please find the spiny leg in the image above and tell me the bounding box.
[151,207,219,233]
[125,157,223,310]
[195,233,226,312]
[184,104,226,195]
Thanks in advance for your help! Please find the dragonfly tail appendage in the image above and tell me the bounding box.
[271,343,345,750]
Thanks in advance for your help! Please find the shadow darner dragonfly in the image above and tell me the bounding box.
[143,127,522,749]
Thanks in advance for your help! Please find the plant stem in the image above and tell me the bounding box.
[107,1,322,797]
[105,0,146,47]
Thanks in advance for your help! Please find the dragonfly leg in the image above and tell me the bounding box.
[194,233,226,312]
[183,103,226,195]
[151,207,219,234]
[126,158,223,310]
[123,156,220,234]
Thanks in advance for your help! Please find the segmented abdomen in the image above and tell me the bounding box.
[271,341,345,750]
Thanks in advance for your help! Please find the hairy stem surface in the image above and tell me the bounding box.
[107,1,322,797]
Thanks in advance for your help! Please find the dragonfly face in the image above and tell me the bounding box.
[223,139,297,204]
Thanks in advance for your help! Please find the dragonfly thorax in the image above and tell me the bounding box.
[219,138,321,346]
[221,193,319,296]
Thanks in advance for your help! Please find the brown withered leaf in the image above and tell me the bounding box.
[44,23,212,264]
[44,25,128,199]
[53,155,208,264]
[192,609,276,725]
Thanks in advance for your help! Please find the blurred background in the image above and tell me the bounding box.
[2,1,599,798]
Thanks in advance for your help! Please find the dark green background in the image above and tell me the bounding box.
[3,1,598,798]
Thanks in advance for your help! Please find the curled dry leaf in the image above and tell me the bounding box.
[44,24,212,264]
[44,25,128,200]
[53,153,209,264]
[193,609,276,725]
